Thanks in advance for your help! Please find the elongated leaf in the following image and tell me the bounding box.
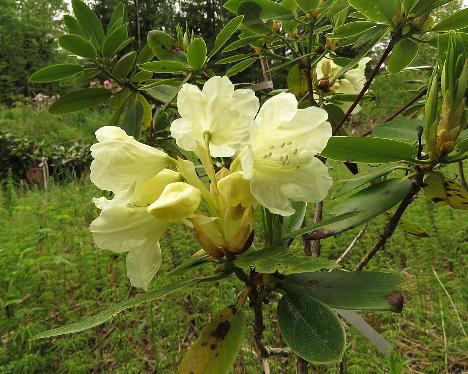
[234,247,336,275]
[347,0,387,23]
[170,253,211,276]
[442,137,468,163]
[123,96,143,137]
[287,178,413,239]
[373,118,422,142]
[224,0,293,19]
[402,0,419,13]
[49,88,111,114]
[432,8,468,31]
[335,309,392,355]
[223,35,264,53]
[147,30,183,61]
[296,0,319,12]
[216,53,251,65]
[187,38,207,69]
[226,57,258,77]
[277,290,346,364]
[146,85,179,104]
[209,15,244,57]
[375,0,400,24]
[333,21,376,38]
[59,34,97,58]
[334,164,397,197]
[321,136,417,163]
[108,2,125,32]
[331,178,411,215]
[72,0,105,47]
[112,51,136,78]
[423,172,468,210]
[63,15,82,35]
[178,306,246,374]
[136,43,155,64]
[140,60,188,73]
[387,39,418,74]
[283,201,307,237]
[33,277,208,339]
[29,64,82,83]
[102,24,128,57]
[280,272,403,312]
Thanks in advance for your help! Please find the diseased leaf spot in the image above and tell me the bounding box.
[385,291,404,313]
[210,320,230,340]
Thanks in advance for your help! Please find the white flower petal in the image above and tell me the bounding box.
[171,76,258,157]
[90,131,169,192]
[95,126,130,142]
[280,156,333,203]
[90,206,168,253]
[126,243,162,290]
[255,93,297,132]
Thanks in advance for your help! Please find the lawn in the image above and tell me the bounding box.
[1,158,466,373]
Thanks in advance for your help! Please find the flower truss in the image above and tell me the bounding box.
[90,76,333,290]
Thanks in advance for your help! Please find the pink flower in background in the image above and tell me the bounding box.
[103,79,113,89]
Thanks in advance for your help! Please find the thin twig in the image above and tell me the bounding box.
[310,201,323,256]
[334,37,398,134]
[382,88,427,123]
[438,294,449,374]
[355,180,421,271]
[335,223,368,266]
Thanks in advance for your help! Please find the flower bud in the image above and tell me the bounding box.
[148,182,201,221]
[191,215,225,258]
[133,169,181,206]
[217,171,255,208]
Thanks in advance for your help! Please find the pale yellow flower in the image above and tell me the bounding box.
[239,93,333,216]
[170,76,259,157]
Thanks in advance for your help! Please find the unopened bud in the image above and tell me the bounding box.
[218,172,255,208]
[148,182,201,221]
[133,169,181,206]
[272,20,282,33]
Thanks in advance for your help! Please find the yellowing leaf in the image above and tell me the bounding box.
[177,306,246,374]
[423,172,468,210]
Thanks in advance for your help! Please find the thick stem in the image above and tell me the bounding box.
[334,37,398,134]
[355,181,421,271]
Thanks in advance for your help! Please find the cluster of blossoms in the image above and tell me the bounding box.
[316,56,371,113]
[89,76,333,290]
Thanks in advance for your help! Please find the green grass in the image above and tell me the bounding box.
[0,104,110,144]
[0,161,466,373]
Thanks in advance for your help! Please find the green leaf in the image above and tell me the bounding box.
[402,0,419,14]
[347,0,388,23]
[102,23,128,56]
[32,276,223,340]
[333,21,377,38]
[102,24,128,57]
[170,253,211,276]
[237,2,272,33]
[187,38,207,70]
[63,15,82,35]
[283,201,307,238]
[442,137,468,163]
[432,8,468,31]
[178,306,246,374]
[287,64,308,96]
[136,43,155,64]
[131,70,152,83]
[209,15,244,57]
[387,213,429,237]
[234,247,336,275]
[280,272,403,312]
[110,88,131,109]
[372,118,422,142]
[49,88,111,114]
[108,2,125,32]
[216,54,251,64]
[375,0,401,24]
[72,0,105,47]
[224,0,293,20]
[334,164,398,197]
[146,85,179,104]
[123,96,144,137]
[387,39,419,74]
[423,172,468,210]
[296,0,319,12]
[147,30,182,61]
[223,35,264,53]
[139,60,188,73]
[226,57,258,77]
[277,289,346,364]
[112,51,137,78]
[331,178,412,215]
[321,136,417,163]
[59,35,97,58]
[412,0,455,17]
[286,178,413,239]
[29,64,83,83]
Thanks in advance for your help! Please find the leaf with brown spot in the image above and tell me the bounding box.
[177,305,246,374]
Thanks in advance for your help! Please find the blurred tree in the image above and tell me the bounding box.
[0,0,67,104]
